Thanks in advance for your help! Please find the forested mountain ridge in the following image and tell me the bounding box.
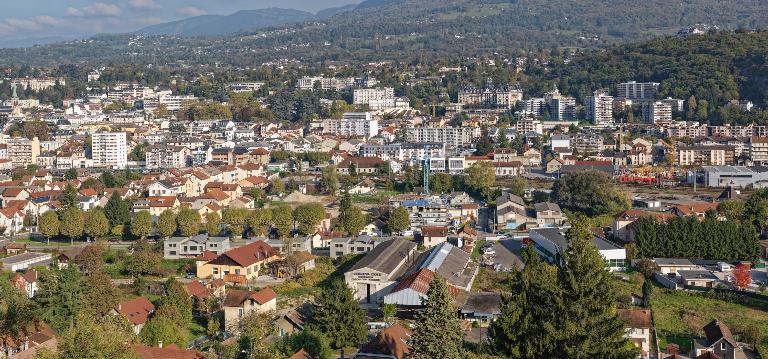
[0,0,767,66]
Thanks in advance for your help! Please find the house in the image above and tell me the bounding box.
[693,319,755,359]
[459,292,502,327]
[653,258,700,275]
[354,322,411,359]
[164,234,231,259]
[617,309,652,359]
[345,239,419,303]
[420,226,448,248]
[671,202,719,219]
[545,157,564,174]
[529,228,626,271]
[330,235,389,259]
[349,178,376,194]
[338,156,386,175]
[132,344,206,359]
[0,208,25,235]
[533,202,566,227]
[196,240,280,282]
[0,323,57,358]
[10,269,38,298]
[678,270,719,288]
[280,251,316,277]
[289,349,313,359]
[112,297,155,335]
[222,288,277,333]
[133,196,180,217]
[495,192,528,228]
[2,242,26,255]
[275,303,313,337]
[613,210,677,243]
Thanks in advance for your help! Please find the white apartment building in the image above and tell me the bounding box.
[515,118,544,135]
[750,137,768,165]
[616,81,659,101]
[544,87,576,120]
[522,98,547,117]
[353,88,395,110]
[145,145,191,169]
[11,77,65,91]
[227,82,264,93]
[297,76,355,91]
[642,101,672,124]
[586,91,614,124]
[158,94,198,111]
[322,112,379,138]
[405,127,478,150]
[6,137,40,168]
[91,132,128,169]
[660,97,685,112]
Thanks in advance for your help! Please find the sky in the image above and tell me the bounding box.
[0,0,358,42]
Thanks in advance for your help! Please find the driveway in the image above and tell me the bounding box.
[479,239,524,271]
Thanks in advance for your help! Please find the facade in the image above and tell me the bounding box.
[396,197,451,229]
[353,88,395,110]
[7,137,41,168]
[458,79,522,109]
[297,76,355,90]
[405,127,478,150]
[642,101,672,124]
[529,228,626,271]
[196,240,280,281]
[692,320,755,359]
[702,166,768,188]
[617,309,652,358]
[750,137,768,165]
[91,132,127,169]
[572,133,604,154]
[586,90,614,124]
[11,77,65,91]
[344,239,418,303]
[146,145,190,169]
[677,145,735,166]
[0,252,51,272]
[616,81,659,101]
[164,234,231,259]
[222,288,277,334]
[323,112,379,138]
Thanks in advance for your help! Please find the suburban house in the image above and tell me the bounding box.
[533,202,567,227]
[653,258,700,275]
[495,192,531,230]
[617,309,652,359]
[612,210,676,243]
[529,227,627,271]
[222,288,277,333]
[678,270,719,288]
[196,240,280,282]
[420,226,448,248]
[692,320,755,359]
[164,234,231,259]
[275,303,312,337]
[10,269,38,298]
[112,297,155,335]
[345,239,418,303]
[459,292,502,327]
[354,322,411,359]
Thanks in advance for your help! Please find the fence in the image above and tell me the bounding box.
[654,272,681,290]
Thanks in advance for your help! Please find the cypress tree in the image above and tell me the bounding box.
[408,277,464,359]
[311,279,367,349]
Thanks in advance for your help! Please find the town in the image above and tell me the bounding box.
[0,4,767,359]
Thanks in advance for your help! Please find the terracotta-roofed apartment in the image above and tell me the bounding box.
[222,288,277,333]
[112,297,155,334]
[196,240,280,282]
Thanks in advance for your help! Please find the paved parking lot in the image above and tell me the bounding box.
[480,239,524,271]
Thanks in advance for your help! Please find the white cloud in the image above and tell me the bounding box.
[128,0,161,10]
[177,6,207,17]
[66,2,122,17]
[33,16,64,26]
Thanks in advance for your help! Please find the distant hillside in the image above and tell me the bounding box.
[135,8,316,36]
[1,0,767,66]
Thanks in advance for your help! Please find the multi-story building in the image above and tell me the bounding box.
[227,82,265,93]
[353,88,395,110]
[544,86,577,120]
[458,79,523,109]
[572,133,605,154]
[586,90,614,124]
[91,132,127,169]
[405,127,478,150]
[522,98,547,117]
[660,97,685,112]
[677,145,735,166]
[642,101,673,124]
[6,137,40,168]
[515,118,544,135]
[297,76,355,91]
[11,77,66,91]
[750,137,768,165]
[616,81,660,101]
[322,112,379,138]
[145,145,190,169]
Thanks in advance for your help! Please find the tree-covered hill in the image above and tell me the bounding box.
[0,0,767,66]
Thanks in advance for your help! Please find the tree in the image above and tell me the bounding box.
[732,264,752,290]
[382,303,397,324]
[64,168,78,180]
[176,208,200,237]
[387,206,410,234]
[222,208,249,238]
[206,212,222,236]
[82,271,120,317]
[556,216,637,359]
[270,179,285,195]
[717,199,745,221]
[497,126,511,148]
[311,279,367,348]
[0,281,36,350]
[276,329,334,359]
[642,279,653,308]
[489,244,561,358]
[272,206,293,239]
[552,171,630,216]
[207,316,220,338]
[429,173,453,194]
[127,248,161,277]
[508,177,527,198]
[58,314,138,359]
[239,311,279,359]
[104,192,130,229]
[130,211,153,239]
[248,208,273,236]
[686,95,698,121]
[39,211,60,243]
[159,278,193,326]
[76,241,106,274]
[319,165,339,195]
[140,315,189,349]
[35,265,84,332]
[408,277,464,359]
[293,203,326,236]
[342,207,367,236]
[464,161,497,201]
[60,184,78,208]
[84,208,109,240]
[59,207,85,243]
[634,258,660,279]
[157,210,177,238]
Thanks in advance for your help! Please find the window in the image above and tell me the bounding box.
[170,251,177,255]
[721,342,727,351]
[213,268,219,275]
[239,308,244,318]
[235,269,241,275]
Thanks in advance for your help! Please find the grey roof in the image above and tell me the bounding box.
[531,228,621,251]
[349,239,417,275]
[534,202,561,212]
[0,252,50,266]
[678,270,718,281]
[497,192,524,207]
[591,236,622,251]
[167,234,229,244]
[407,242,477,290]
[460,292,502,315]
[653,258,696,266]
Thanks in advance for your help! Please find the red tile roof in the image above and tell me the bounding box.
[115,297,155,326]
[194,250,218,262]
[288,349,312,359]
[359,322,411,359]
[210,240,279,267]
[421,226,448,237]
[617,309,652,329]
[223,288,277,307]
[132,344,205,359]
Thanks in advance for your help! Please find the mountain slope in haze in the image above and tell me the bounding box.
[135,8,316,36]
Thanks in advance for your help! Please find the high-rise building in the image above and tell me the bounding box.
[642,101,673,124]
[322,112,379,138]
[6,137,40,168]
[586,90,614,124]
[543,86,576,120]
[91,132,128,169]
[353,88,395,110]
[405,127,479,150]
[616,81,659,101]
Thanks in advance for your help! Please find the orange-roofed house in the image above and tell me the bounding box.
[112,297,155,334]
[222,288,277,333]
[671,202,719,219]
[420,226,448,248]
[356,322,411,359]
[132,344,206,359]
[196,240,280,281]
[617,309,652,357]
[133,196,180,217]
[0,208,25,235]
